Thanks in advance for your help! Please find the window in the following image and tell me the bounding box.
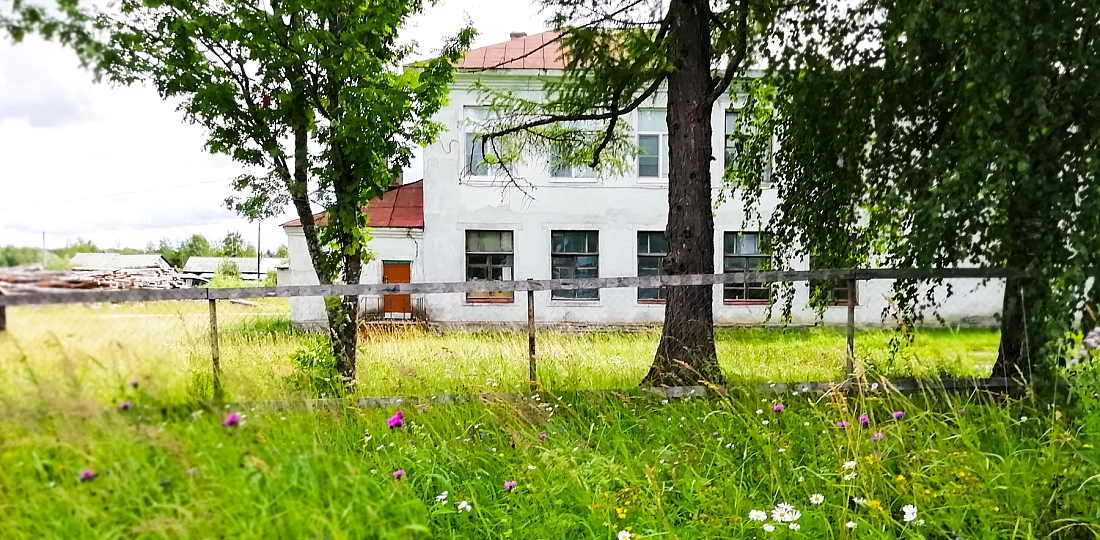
[551,230,599,300]
[723,232,771,302]
[466,230,514,302]
[809,257,856,306]
[638,109,669,179]
[724,109,772,184]
[550,148,598,179]
[638,231,667,302]
[464,107,495,177]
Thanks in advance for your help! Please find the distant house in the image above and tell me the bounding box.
[71,253,175,272]
[182,257,284,283]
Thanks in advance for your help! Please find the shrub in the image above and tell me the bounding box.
[285,335,343,399]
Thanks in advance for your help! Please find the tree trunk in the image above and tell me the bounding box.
[643,0,723,387]
[993,277,1031,378]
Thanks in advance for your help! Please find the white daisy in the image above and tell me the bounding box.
[762,524,776,532]
[457,501,472,512]
[842,461,857,470]
[749,509,768,521]
[771,503,799,522]
[788,523,801,531]
[757,409,764,414]
[435,491,448,504]
[810,494,824,505]
[846,521,857,529]
[843,472,857,480]
[617,531,632,540]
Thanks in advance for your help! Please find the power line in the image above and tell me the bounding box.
[0,178,231,211]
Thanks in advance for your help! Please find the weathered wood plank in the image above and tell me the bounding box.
[0,268,1020,306]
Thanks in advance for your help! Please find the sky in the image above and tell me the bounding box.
[0,0,548,251]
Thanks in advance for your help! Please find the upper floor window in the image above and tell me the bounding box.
[637,231,667,302]
[464,106,495,177]
[723,231,771,303]
[550,148,598,180]
[466,230,514,302]
[725,109,772,184]
[551,230,599,300]
[638,108,669,179]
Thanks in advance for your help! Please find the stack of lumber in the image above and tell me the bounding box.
[0,264,188,295]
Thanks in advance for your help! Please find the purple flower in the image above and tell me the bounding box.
[504,480,517,492]
[858,415,870,427]
[539,433,547,441]
[871,432,885,442]
[129,379,139,388]
[712,431,720,437]
[222,412,242,428]
[79,469,97,482]
[773,404,785,413]
[958,408,967,415]
[837,421,850,428]
[393,469,405,479]
[892,411,904,420]
[118,401,132,411]
[387,410,404,429]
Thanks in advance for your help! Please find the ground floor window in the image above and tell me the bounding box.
[809,257,856,306]
[551,230,599,300]
[466,230,514,302]
[723,231,771,302]
[637,231,667,302]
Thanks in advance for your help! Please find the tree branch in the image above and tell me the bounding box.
[708,0,750,104]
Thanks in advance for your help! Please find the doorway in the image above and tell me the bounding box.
[382,261,412,319]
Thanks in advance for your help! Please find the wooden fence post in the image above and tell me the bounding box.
[845,278,856,379]
[0,291,6,333]
[527,279,537,390]
[208,299,223,400]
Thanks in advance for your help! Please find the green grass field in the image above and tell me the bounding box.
[0,300,999,403]
[0,301,1098,538]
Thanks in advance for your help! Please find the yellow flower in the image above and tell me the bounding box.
[867,500,883,511]
[924,488,933,495]
[616,507,627,519]
[895,474,906,484]
[1084,444,1095,449]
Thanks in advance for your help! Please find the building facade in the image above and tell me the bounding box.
[282,31,1002,328]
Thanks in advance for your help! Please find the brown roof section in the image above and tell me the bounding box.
[458,31,565,71]
[280,181,423,229]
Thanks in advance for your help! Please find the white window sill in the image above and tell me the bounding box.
[636,177,668,186]
[548,177,601,184]
[548,299,602,307]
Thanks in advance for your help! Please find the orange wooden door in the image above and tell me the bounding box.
[382,262,412,314]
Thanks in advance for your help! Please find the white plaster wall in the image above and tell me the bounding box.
[284,226,423,327]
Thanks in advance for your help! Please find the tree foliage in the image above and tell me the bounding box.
[731,0,1100,377]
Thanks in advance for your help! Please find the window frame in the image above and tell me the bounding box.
[724,109,773,187]
[550,230,600,301]
[549,147,599,182]
[465,230,515,303]
[463,106,495,178]
[808,257,858,307]
[722,231,772,304]
[637,231,667,303]
[637,108,669,181]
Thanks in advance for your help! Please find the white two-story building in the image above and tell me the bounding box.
[282,31,1002,328]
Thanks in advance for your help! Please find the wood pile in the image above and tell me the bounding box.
[0,264,189,295]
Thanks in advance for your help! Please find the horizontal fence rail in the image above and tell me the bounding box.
[0,267,1019,307]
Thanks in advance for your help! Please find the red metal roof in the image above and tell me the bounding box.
[458,31,565,71]
[280,181,424,229]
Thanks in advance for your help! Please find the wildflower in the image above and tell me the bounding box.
[222,412,242,428]
[843,472,857,480]
[618,531,632,540]
[527,464,537,471]
[387,411,404,429]
[842,460,857,470]
[902,504,918,522]
[749,509,767,521]
[616,507,627,519]
[773,404,785,413]
[436,491,448,504]
[504,480,517,492]
[804,421,810,426]
[539,433,547,441]
[810,494,824,505]
[762,420,770,425]
[712,431,719,437]
[771,503,800,522]
[871,432,885,442]
[958,408,966,415]
[78,470,96,482]
[789,523,801,531]
[757,409,764,415]
[852,497,867,505]
[846,521,857,529]
[393,469,405,479]
[859,415,870,427]
[118,401,132,411]
[837,421,850,428]
[916,519,925,525]
[457,500,472,512]
[867,500,883,511]
[763,524,776,532]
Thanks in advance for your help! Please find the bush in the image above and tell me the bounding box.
[285,335,344,399]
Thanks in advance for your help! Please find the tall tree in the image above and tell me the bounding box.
[731,0,1100,379]
[477,0,774,386]
[4,0,474,385]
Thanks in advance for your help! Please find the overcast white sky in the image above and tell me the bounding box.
[0,0,548,251]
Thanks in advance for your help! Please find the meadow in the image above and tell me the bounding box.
[2,300,1095,538]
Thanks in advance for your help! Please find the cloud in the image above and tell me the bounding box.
[0,37,96,127]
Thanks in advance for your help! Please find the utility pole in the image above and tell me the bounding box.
[256,220,262,282]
